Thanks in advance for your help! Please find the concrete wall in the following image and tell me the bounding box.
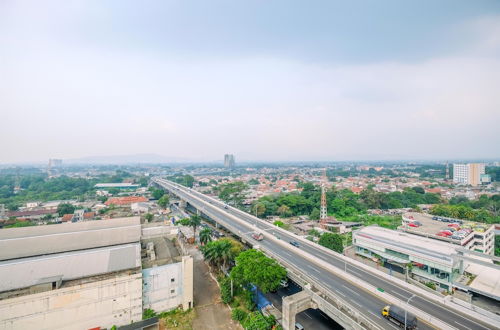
[141,225,178,240]
[0,217,141,261]
[0,244,141,292]
[142,256,193,312]
[0,273,143,330]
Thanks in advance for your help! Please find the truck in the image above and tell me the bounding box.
[252,232,264,241]
[381,305,417,329]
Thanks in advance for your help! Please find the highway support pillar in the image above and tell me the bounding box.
[282,290,317,330]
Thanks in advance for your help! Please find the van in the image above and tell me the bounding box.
[295,322,304,330]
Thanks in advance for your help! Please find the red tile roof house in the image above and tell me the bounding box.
[104,196,148,206]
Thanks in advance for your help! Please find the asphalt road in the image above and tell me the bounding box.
[155,179,496,330]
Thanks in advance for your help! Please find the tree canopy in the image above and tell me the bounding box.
[318,233,344,253]
[230,249,287,293]
[158,195,169,208]
[216,181,248,208]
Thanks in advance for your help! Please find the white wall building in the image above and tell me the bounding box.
[0,217,193,330]
[453,163,486,186]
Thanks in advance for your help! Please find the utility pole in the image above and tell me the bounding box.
[320,184,327,229]
[405,294,415,329]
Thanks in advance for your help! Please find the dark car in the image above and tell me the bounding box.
[432,216,438,220]
[289,241,300,247]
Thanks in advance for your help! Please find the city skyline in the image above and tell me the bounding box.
[1,0,500,163]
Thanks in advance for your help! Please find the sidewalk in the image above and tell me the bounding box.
[187,245,241,330]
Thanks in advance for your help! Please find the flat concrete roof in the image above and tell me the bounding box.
[0,243,141,293]
[355,226,458,265]
[0,217,141,261]
[400,213,493,245]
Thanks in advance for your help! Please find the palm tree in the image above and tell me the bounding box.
[188,215,202,243]
[199,228,212,245]
[201,239,233,271]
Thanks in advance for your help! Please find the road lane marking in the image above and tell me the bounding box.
[342,285,360,296]
[336,291,346,298]
[454,321,472,330]
[352,301,363,308]
[163,182,494,330]
[389,290,408,300]
[307,265,320,273]
[368,311,382,319]
[320,312,329,320]
[304,312,312,319]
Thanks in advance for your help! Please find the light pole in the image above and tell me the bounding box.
[405,294,415,329]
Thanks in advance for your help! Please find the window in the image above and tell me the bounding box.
[171,278,175,282]
[170,289,175,294]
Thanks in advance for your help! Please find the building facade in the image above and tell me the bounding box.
[401,213,495,255]
[0,217,193,330]
[224,154,235,169]
[453,163,486,186]
[353,226,461,290]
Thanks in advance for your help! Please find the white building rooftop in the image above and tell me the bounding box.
[355,226,458,266]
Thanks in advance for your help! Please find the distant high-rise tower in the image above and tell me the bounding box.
[224,154,235,169]
[320,184,327,228]
[445,161,450,181]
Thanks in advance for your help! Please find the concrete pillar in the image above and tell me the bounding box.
[196,209,201,216]
[282,291,316,330]
[181,256,194,310]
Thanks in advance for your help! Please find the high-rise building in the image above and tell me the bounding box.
[224,154,235,169]
[453,163,485,186]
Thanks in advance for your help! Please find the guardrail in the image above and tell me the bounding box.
[173,188,381,330]
[155,179,498,329]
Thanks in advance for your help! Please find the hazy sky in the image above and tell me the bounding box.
[1,0,500,163]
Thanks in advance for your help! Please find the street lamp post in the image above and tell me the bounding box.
[405,294,415,329]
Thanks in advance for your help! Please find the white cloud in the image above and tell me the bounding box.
[1,12,499,162]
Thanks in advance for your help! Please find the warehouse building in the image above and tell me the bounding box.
[0,217,193,330]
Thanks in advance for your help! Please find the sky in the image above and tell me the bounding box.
[1,0,500,164]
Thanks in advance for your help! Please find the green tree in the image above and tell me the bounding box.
[217,182,248,208]
[199,227,213,245]
[252,202,266,217]
[231,308,247,322]
[273,220,284,228]
[242,311,276,330]
[230,249,287,293]
[201,238,240,271]
[188,215,202,242]
[152,188,164,200]
[144,213,154,222]
[158,194,169,208]
[57,203,75,216]
[318,233,344,253]
[277,205,291,217]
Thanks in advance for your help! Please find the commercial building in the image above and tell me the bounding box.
[401,212,495,255]
[0,217,193,329]
[224,154,235,169]
[353,225,500,297]
[453,163,486,186]
[354,226,461,290]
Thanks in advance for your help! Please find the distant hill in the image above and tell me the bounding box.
[64,153,191,164]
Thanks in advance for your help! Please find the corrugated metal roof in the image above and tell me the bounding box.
[0,217,141,261]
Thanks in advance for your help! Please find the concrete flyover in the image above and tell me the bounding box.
[153,178,500,330]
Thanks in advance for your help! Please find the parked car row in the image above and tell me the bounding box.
[407,220,422,228]
[436,226,472,240]
[431,216,463,224]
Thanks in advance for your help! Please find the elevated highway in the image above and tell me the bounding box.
[154,178,497,330]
